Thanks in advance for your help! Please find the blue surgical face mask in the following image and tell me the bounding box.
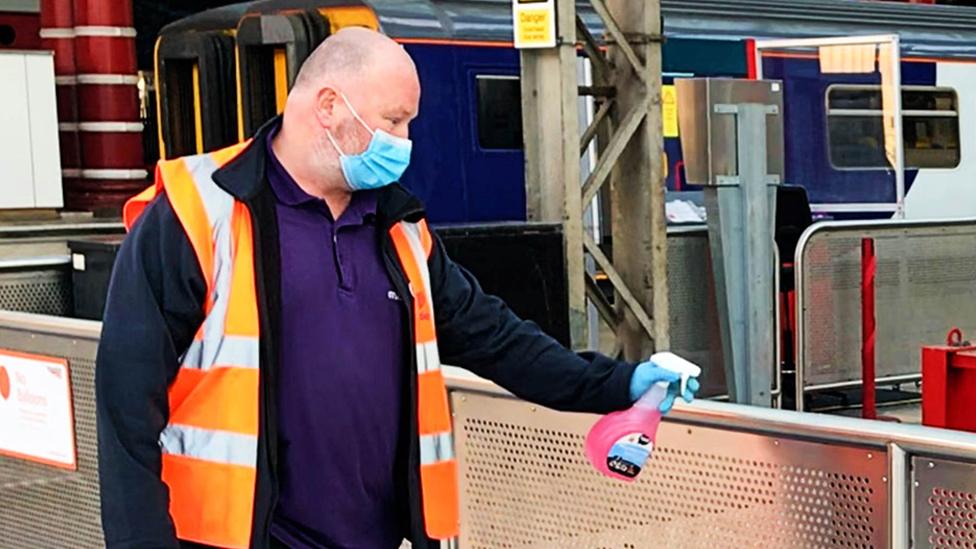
[325,92,413,191]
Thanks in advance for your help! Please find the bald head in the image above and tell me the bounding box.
[294,26,416,90]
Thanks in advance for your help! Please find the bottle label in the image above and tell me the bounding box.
[606,432,653,478]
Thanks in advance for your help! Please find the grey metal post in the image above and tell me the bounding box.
[704,103,778,406]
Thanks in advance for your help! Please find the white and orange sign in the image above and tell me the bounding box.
[0,350,76,470]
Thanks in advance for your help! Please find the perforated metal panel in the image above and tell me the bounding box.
[0,268,71,316]
[667,228,725,397]
[799,222,976,388]
[913,457,976,549]
[0,326,102,548]
[453,391,887,548]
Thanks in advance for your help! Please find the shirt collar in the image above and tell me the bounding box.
[265,122,378,223]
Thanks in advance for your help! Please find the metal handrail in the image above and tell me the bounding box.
[444,369,976,461]
[0,310,101,339]
[0,221,123,238]
[792,217,976,411]
[0,255,71,270]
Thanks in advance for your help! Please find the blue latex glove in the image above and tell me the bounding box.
[629,361,701,413]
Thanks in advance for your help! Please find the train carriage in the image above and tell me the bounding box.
[156,0,976,223]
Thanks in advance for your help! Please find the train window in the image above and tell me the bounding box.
[476,75,523,150]
[162,59,197,158]
[826,85,960,169]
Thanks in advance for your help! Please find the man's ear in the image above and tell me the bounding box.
[313,86,340,128]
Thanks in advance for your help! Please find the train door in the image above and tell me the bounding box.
[397,42,470,223]
[457,48,525,222]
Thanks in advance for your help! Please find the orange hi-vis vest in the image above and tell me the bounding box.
[124,142,459,548]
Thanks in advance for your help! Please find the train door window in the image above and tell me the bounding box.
[162,59,197,158]
[475,75,523,150]
[241,46,279,135]
[826,85,960,169]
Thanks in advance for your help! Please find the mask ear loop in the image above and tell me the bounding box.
[325,129,346,157]
[338,91,376,136]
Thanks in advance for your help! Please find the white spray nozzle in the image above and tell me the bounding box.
[650,352,701,395]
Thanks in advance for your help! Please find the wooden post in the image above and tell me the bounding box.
[520,1,588,349]
[606,0,669,359]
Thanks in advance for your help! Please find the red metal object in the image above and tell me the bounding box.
[68,0,145,214]
[861,238,877,419]
[745,38,758,80]
[0,13,42,50]
[79,130,144,169]
[923,328,976,432]
[76,80,140,121]
[71,0,133,26]
[73,34,137,74]
[40,0,81,204]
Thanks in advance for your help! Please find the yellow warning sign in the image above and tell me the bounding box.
[513,0,556,49]
[662,85,679,138]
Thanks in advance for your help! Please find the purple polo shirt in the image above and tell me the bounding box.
[266,128,406,548]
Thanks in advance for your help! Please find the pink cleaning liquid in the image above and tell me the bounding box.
[584,383,668,482]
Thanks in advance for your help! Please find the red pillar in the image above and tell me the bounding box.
[39,0,81,204]
[861,238,877,419]
[71,0,146,215]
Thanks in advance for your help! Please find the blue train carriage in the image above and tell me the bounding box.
[155,0,976,224]
[383,0,976,222]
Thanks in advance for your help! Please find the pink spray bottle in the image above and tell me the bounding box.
[584,352,701,481]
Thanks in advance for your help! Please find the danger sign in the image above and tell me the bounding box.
[512,0,557,49]
[0,350,76,470]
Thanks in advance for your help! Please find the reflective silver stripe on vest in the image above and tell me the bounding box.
[415,341,441,375]
[419,432,455,465]
[181,335,260,370]
[160,423,257,468]
[176,153,249,372]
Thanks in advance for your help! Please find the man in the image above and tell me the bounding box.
[96,27,697,549]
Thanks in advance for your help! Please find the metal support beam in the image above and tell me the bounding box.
[704,103,777,406]
[607,0,669,360]
[520,1,587,349]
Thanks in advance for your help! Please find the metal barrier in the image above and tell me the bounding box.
[0,312,102,548]
[5,310,976,548]
[795,218,976,410]
[449,374,976,549]
[0,257,72,316]
[666,226,726,397]
[0,221,125,318]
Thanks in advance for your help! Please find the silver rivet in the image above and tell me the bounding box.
[915,482,921,488]
[460,396,466,402]
[774,440,780,446]
[883,476,888,483]
[531,406,537,412]
[929,462,936,469]
[867,453,873,460]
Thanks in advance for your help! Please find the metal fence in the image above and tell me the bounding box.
[0,312,102,548]
[795,218,976,410]
[0,221,125,319]
[450,374,976,549]
[666,226,725,397]
[4,311,976,548]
